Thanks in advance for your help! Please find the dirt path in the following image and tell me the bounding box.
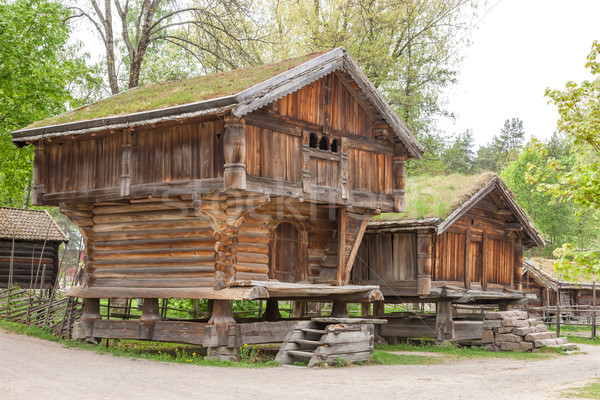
[1,330,599,400]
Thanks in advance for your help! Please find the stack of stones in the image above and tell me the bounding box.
[481,310,576,351]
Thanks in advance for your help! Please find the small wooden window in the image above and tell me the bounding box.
[319,136,329,151]
[331,139,339,153]
[309,133,318,148]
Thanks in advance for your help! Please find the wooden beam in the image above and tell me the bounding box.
[435,301,454,344]
[464,228,472,290]
[32,142,45,206]
[342,212,370,284]
[223,115,247,190]
[505,223,523,231]
[417,230,432,295]
[67,285,269,300]
[482,232,488,291]
[337,208,347,285]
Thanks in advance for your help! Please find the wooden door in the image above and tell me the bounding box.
[271,223,300,282]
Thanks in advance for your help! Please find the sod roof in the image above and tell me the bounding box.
[27,51,329,129]
[374,172,498,222]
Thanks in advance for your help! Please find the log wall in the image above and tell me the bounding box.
[0,240,60,288]
[62,196,357,295]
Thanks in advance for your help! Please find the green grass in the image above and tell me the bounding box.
[0,320,277,368]
[372,172,496,221]
[27,51,329,129]
[563,379,600,398]
[548,324,600,345]
[371,351,442,365]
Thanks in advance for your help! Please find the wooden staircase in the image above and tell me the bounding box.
[275,319,377,367]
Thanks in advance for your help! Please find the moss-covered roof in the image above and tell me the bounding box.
[374,172,497,222]
[27,51,330,129]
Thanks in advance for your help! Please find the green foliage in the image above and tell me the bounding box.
[553,244,600,282]
[474,118,526,173]
[501,137,599,254]
[266,0,478,135]
[0,0,90,207]
[528,41,600,281]
[443,130,475,174]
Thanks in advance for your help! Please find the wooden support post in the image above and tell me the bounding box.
[514,239,523,291]
[223,115,246,190]
[417,230,432,295]
[330,301,348,318]
[592,281,597,339]
[336,208,347,286]
[372,301,385,318]
[263,299,281,321]
[203,299,214,319]
[556,285,561,337]
[482,232,488,291]
[32,142,45,206]
[120,130,132,197]
[392,143,407,212]
[80,298,101,339]
[301,131,311,194]
[435,301,454,344]
[340,137,349,200]
[208,300,236,347]
[139,298,161,340]
[464,228,471,290]
[361,303,371,318]
[293,301,306,318]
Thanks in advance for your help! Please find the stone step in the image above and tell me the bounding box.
[514,324,548,336]
[534,338,559,348]
[548,343,578,351]
[525,331,557,342]
[556,336,568,345]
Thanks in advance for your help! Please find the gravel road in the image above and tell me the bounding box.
[1,329,598,400]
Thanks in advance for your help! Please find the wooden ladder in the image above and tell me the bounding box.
[275,321,328,367]
[275,319,378,367]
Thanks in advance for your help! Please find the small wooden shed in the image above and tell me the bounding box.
[0,207,68,289]
[352,173,545,342]
[11,48,423,356]
[523,259,598,322]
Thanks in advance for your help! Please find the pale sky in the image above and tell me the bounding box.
[437,0,600,148]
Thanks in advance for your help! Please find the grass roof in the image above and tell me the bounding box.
[374,172,497,222]
[28,51,330,129]
[527,257,596,285]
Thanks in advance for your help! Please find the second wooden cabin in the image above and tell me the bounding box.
[352,173,545,342]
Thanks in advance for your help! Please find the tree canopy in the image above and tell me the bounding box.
[531,41,600,280]
[0,0,88,207]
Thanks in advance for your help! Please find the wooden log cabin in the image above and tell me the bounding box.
[0,207,68,289]
[11,48,423,356]
[351,173,545,342]
[523,259,598,322]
